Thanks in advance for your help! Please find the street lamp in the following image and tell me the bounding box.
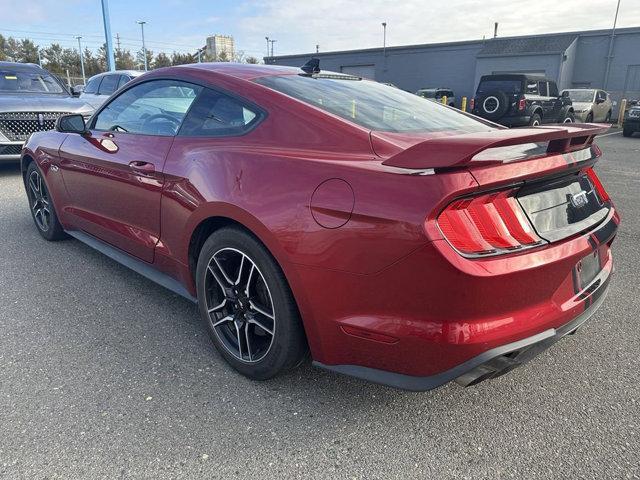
[265,36,270,58]
[382,22,387,56]
[603,0,622,90]
[269,39,277,57]
[137,20,148,71]
[76,36,86,84]
[100,0,115,71]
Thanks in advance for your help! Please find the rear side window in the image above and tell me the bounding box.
[538,81,549,96]
[525,81,538,94]
[477,79,523,95]
[84,76,102,94]
[257,75,488,134]
[179,88,260,137]
[548,82,559,97]
[98,74,119,95]
[117,75,131,90]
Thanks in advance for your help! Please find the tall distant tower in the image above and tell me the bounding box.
[205,34,235,60]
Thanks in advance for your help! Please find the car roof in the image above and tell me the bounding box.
[89,70,144,79]
[173,62,304,80]
[480,74,550,82]
[0,61,46,72]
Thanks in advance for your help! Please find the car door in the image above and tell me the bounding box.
[94,73,120,108]
[58,79,202,262]
[537,81,554,122]
[547,81,563,122]
[595,90,608,121]
[79,75,104,109]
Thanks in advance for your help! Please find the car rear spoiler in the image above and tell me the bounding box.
[381,123,610,169]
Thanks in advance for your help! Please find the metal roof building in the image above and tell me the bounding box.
[266,27,640,114]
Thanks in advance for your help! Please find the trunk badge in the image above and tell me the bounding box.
[570,190,589,208]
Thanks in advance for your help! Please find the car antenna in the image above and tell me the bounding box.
[301,58,320,75]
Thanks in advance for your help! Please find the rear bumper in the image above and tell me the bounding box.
[314,279,609,391]
[303,205,618,389]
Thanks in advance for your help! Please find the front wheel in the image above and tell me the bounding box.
[25,162,66,241]
[605,110,612,122]
[196,227,307,380]
[586,112,594,123]
[623,127,633,137]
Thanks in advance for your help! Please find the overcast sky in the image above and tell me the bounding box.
[1,0,638,59]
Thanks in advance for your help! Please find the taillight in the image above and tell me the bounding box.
[470,98,475,111]
[586,167,610,203]
[518,96,526,111]
[437,188,545,257]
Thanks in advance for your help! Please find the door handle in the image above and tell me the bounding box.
[128,161,155,174]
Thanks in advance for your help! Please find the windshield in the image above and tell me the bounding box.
[477,79,522,95]
[0,69,66,94]
[256,75,488,133]
[564,90,595,103]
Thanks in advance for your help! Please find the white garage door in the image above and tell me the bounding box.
[341,64,376,80]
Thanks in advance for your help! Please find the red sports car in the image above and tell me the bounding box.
[21,62,618,390]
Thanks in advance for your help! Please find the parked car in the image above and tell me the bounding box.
[622,100,640,137]
[471,74,574,127]
[0,61,93,162]
[416,88,456,107]
[21,63,617,391]
[562,89,613,123]
[78,70,144,109]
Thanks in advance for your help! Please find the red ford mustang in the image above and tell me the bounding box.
[21,62,618,390]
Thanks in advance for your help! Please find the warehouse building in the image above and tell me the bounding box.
[266,27,640,114]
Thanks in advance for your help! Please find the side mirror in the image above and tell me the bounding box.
[561,91,570,98]
[72,85,84,96]
[56,114,86,134]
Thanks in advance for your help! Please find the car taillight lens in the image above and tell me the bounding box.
[437,189,544,257]
[518,97,526,111]
[470,98,475,110]
[586,167,610,203]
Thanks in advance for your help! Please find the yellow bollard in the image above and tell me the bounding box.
[617,99,627,126]
[441,95,447,105]
[461,96,467,112]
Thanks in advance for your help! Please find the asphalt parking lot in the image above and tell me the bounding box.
[0,131,638,479]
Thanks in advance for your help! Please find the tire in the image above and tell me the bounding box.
[529,113,542,126]
[562,112,575,123]
[196,226,307,380]
[586,112,594,123]
[25,162,67,241]
[478,91,509,120]
[605,110,612,122]
[623,127,633,137]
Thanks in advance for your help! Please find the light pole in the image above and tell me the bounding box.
[137,20,148,71]
[382,22,387,56]
[76,36,86,84]
[603,0,622,90]
[269,39,277,57]
[100,0,116,71]
[265,36,270,58]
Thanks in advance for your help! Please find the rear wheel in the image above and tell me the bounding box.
[605,110,612,122]
[196,227,307,380]
[586,112,594,123]
[25,162,66,241]
[529,113,542,126]
[562,112,575,123]
[623,127,633,137]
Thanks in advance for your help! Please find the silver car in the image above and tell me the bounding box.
[416,88,456,107]
[0,61,93,162]
[78,70,143,109]
[561,89,613,123]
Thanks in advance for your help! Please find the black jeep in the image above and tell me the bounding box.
[471,74,574,127]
